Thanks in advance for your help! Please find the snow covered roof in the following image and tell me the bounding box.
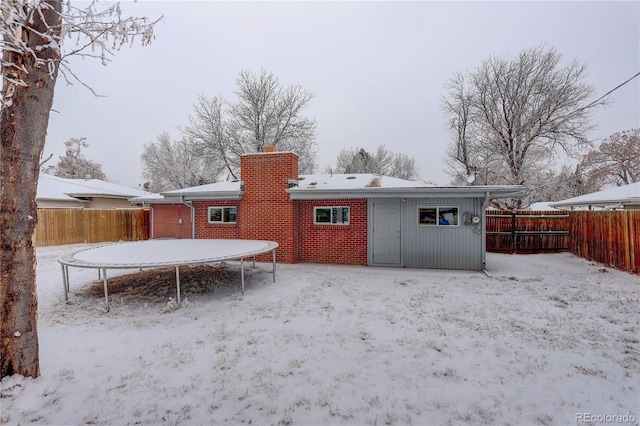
[288,174,526,200]
[140,173,526,203]
[163,180,243,200]
[549,182,640,210]
[38,174,150,202]
[293,174,429,190]
[129,180,243,204]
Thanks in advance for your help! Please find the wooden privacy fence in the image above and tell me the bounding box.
[486,210,570,253]
[570,210,640,274]
[487,209,639,274]
[34,208,149,247]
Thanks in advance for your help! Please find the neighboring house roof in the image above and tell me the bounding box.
[549,182,640,210]
[528,202,559,211]
[38,174,150,203]
[134,174,526,203]
[38,175,89,203]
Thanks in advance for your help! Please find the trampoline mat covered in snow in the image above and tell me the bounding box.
[58,239,278,310]
[58,239,278,269]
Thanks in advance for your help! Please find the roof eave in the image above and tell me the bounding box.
[65,193,139,199]
[36,197,90,203]
[158,191,244,202]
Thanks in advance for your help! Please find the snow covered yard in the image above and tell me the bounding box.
[1,244,638,425]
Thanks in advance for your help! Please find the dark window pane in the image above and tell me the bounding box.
[315,208,331,223]
[226,207,236,223]
[418,207,437,225]
[210,208,222,222]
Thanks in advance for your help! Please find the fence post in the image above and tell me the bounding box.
[511,212,517,254]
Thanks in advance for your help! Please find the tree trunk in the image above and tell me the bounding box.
[1,0,62,379]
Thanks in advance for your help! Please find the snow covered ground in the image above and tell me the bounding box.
[1,244,638,425]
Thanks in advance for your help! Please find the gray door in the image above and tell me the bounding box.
[372,199,401,265]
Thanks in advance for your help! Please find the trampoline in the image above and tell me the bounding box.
[58,239,279,311]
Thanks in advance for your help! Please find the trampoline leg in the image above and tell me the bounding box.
[252,256,256,268]
[65,266,70,293]
[61,264,68,301]
[241,258,245,295]
[102,267,109,312]
[272,249,276,283]
[175,266,181,307]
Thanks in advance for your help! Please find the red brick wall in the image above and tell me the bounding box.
[297,199,368,265]
[193,201,240,239]
[152,203,193,239]
[240,151,299,263]
[150,152,371,266]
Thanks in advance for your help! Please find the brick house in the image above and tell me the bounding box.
[135,149,525,270]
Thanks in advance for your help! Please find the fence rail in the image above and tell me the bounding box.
[34,208,149,247]
[486,210,570,253]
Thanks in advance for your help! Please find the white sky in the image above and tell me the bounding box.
[44,1,640,188]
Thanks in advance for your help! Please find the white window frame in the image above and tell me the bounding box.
[314,206,350,225]
[208,206,237,224]
[417,206,460,227]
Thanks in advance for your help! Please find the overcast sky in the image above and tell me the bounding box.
[44,1,639,188]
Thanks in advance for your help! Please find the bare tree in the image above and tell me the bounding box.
[578,128,640,187]
[442,45,605,208]
[525,164,595,205]
[1,0,158,379]
[335,148,375,174]
[386,152,420,180]
[183,69,318,179]
[331,145,419,180]
[141,132,226,192]
[55,137,107,180]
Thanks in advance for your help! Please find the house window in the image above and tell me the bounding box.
[418,206,459,226]
[314,206,350,225]
[208,206,237,224]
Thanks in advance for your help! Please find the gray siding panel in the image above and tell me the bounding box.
[402,197,483,270]
[369,197,485,270]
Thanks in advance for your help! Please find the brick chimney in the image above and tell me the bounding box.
[239,148,299,263]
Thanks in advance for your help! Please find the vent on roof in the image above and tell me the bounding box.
[309,182,317,186]
[347,176,356,180]
[366,177,381,188]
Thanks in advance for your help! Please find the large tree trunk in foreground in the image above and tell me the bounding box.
[1,0,62,378]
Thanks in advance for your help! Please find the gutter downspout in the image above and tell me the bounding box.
[180,196,195,239]
[481,191,491,271]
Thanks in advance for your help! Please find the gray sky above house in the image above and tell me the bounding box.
[44,1,640,189]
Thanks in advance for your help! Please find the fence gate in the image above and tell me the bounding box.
[486,210,570,253]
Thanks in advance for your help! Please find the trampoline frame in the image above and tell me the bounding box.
[58,239,279,311]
